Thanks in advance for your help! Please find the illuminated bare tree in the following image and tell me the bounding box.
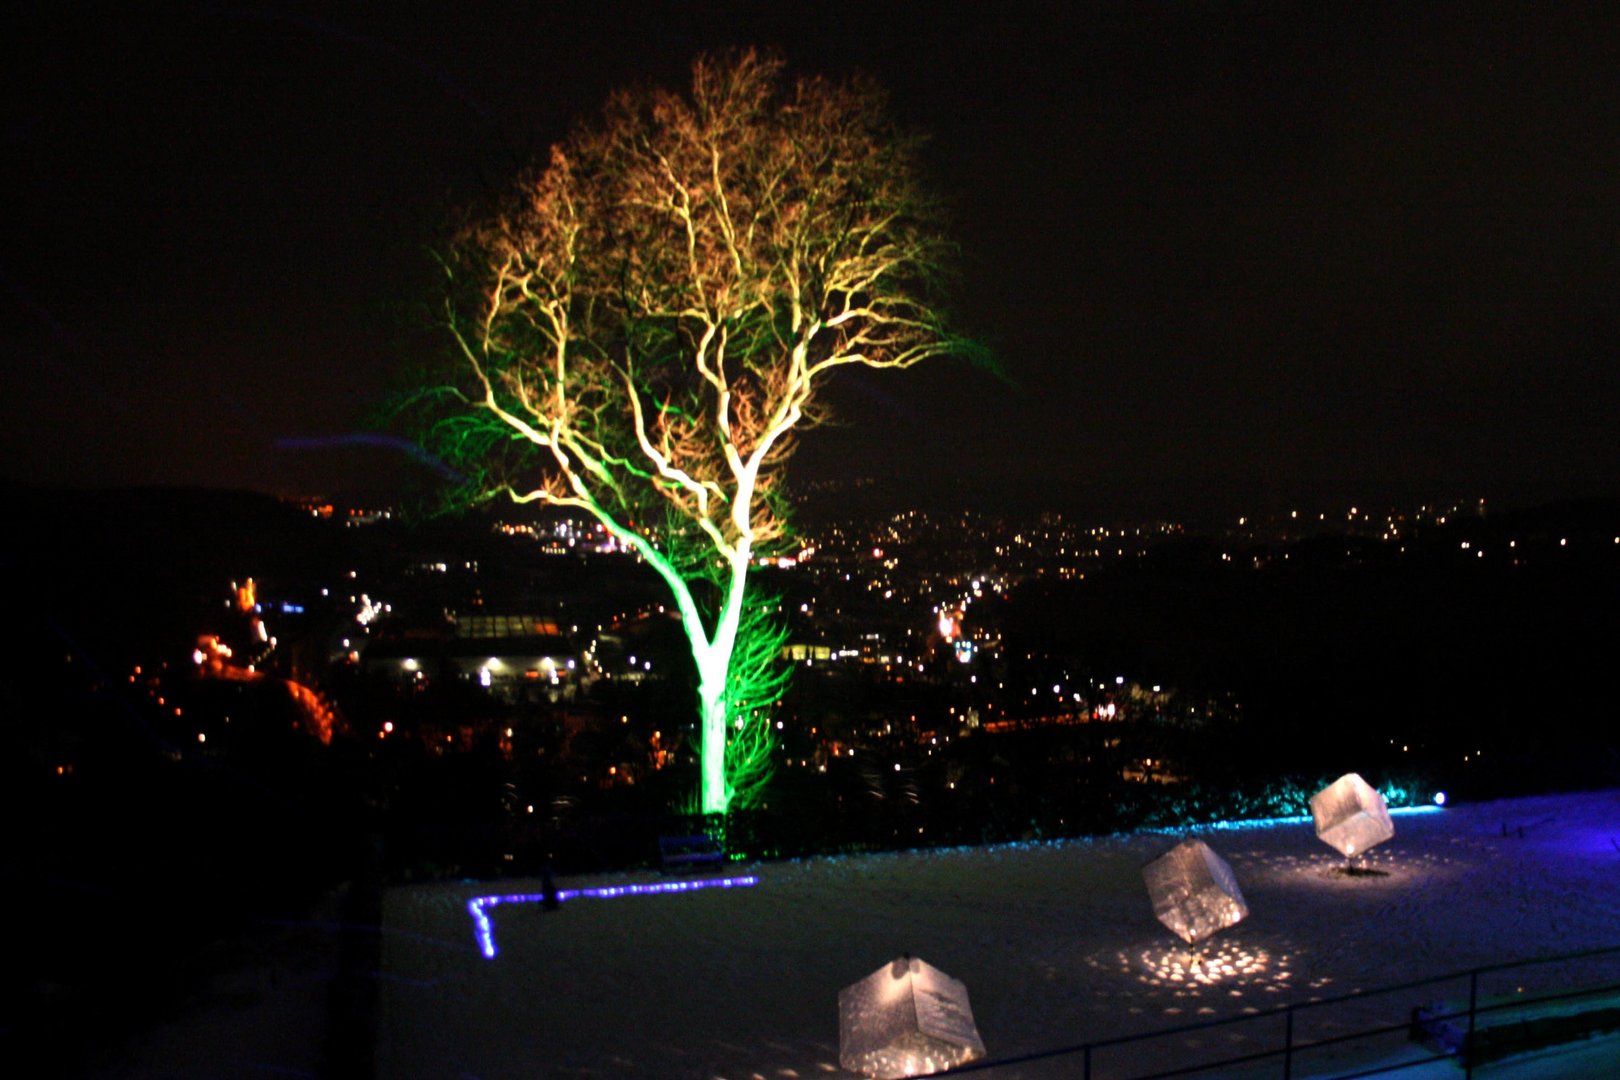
[423,50,972,815]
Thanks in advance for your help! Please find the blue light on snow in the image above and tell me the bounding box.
[466,875,759,959]
[1181,804,1443,833]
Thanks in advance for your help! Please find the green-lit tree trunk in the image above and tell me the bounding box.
[697,683,729,815]
[689,625,737,815]
[687,552,749,815]
[624,524,752,817]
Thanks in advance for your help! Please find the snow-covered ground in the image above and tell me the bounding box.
[378,789,1620,1079]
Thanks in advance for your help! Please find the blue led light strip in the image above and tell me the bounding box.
[466,875,760,959]
[1183,804,1443,833]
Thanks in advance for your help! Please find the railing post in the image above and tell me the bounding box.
[1283,1005,1294,1080]
[1465,969,1479,1080]
[1084,1044,1091,1080]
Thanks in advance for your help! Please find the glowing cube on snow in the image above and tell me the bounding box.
[1311,772,1394,859]
[839,956,986,1078]
[1143,839,1249,946]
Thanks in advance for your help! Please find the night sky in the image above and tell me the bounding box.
[5,2,1618,520]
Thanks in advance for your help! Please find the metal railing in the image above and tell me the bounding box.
[942,943,1620,1080]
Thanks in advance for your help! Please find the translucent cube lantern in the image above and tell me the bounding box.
[1310,772,1394,860]
[839,956,986,1079]
[1143,839,1249,946]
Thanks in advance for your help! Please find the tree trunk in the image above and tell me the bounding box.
[692,559,749,816]
[697,677,729,816]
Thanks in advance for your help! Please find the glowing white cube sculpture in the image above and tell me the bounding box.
[838,956,986,1078]
[1311,772,1394,860]
[1143,840,1249,946]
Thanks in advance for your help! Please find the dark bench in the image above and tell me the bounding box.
[659,833,723,872]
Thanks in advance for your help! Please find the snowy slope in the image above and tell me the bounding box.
[378,789,1620,1079]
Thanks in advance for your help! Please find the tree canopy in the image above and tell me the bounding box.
[415,49,975,814]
